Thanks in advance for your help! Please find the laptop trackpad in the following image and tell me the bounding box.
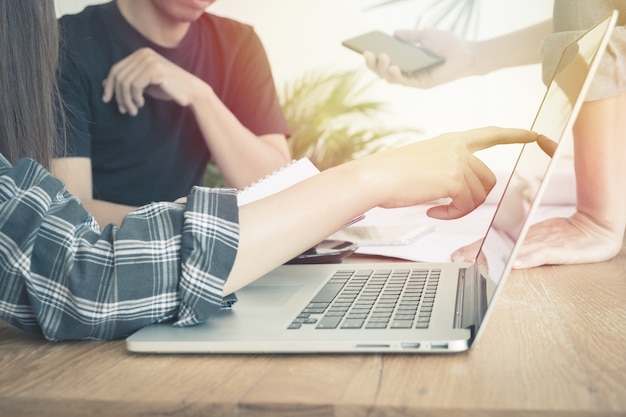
[235,284,303,307]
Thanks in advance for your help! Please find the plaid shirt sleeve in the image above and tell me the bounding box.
[0,155,239,341]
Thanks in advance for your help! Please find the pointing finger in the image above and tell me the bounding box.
[459,127,539,153]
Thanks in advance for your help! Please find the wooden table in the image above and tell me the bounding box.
[1,243,625,417]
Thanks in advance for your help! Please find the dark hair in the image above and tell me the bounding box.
[0,0,62,170]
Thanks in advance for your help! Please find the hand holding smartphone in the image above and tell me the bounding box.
[342,30,444,75]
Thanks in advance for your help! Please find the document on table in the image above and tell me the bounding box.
[349,204,576,263]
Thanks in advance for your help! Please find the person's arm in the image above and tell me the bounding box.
[102,47,291,190]
[0,155,238,341]
[188,91,291,189]
[513,91,626,268]
[2,127,537,340]
[364,20,552,88]
[224,126,539,294]
[470,20,552,74]
[51,157,137,227]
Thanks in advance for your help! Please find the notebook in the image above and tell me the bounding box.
[238,158,365,230]
[127,12,617,354]
[237,158,319,206]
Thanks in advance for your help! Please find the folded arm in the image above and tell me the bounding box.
[102,47,291,190]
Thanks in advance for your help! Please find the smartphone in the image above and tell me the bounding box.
[330,224,434,246]
[286,240,359,264]
[342,30,444,75]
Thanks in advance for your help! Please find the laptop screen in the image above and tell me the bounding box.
[476,12,617,304]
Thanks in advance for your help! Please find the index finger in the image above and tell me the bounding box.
[536,134,557,157]
[102,71,115,103]
[459,127,539,152]
[102,59,126,103]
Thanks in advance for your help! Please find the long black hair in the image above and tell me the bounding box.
[0,0,62,170]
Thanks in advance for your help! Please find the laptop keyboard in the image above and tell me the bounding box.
[288,268,440,330]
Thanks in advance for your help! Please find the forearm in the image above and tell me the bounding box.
[224,126,541,294]
[573,92,626,234]
[225,159,376,295]
[190,83,291,189]
[471,20,552,75]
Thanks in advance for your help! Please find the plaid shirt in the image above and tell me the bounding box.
[0,155,239,341]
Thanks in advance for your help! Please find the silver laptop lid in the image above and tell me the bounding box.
[470,11,618,343]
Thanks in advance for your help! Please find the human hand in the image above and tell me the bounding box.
[362,127,538,219]
[512,212,624,268]
[450,238,489,272]
[447,133,559,262]
[102,47,204,116]
[363,28,475,89]
[450,202,623,269]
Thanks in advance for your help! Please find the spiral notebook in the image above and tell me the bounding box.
[237,158,320,206]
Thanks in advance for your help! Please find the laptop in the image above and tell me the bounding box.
[127,11,618,354]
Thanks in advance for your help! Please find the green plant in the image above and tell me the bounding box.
[203,161,227,188]
[281,69,418,170]
[203,68,419,186]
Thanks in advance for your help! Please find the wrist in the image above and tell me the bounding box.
[338,156,388,209]
[188,78,215,113]
[469,40,494,76]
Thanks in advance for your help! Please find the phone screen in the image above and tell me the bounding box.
[342,30,444,74]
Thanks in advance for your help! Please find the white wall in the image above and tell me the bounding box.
[55,0,557,171]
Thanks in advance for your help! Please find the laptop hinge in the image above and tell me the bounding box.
[454,263,488,340]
